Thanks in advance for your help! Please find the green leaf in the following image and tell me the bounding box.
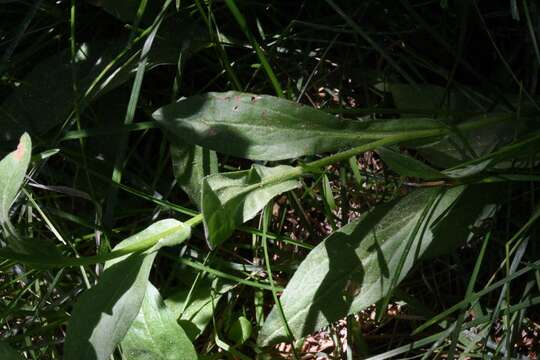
[171,143,218,209]
[202,164,300,247]
[153,91,443,161]
[228,316,253,345]
[64,219,191,360]
[424,184,500,258]
[165,276,233,341]
[377,147,444,180]
[0,133,31,225]
[257,186,465,346]
[322,174,338,211]
[121,283,197,360]
[0,342,23,360]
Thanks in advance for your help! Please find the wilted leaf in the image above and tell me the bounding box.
[121,283,197,360]
[64,219,191,360]
[0,133,31,224]
[171,143,218,209]
[202,164,300,247]
[154,91,444,161]
[258,187,465,346]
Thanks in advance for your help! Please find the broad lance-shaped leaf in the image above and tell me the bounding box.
[202,164,300,247]
[0,133,31,225]
[171,143,218,209]
[153,91,444,161]
[258,186,466,346]
[121,283,197,360]
[64,219,191,360]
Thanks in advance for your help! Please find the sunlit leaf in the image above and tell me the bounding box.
[258,187,465,346]
[228,316,253,345]
[0,133,31,224]
[121,283,197,360]
[154,91,443,161]
[64,219,191,360]
[202,164,300,247]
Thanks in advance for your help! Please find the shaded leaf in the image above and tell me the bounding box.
[386,83,488,115]
[0,18,207,147]
[0,133,31,224]
[202,164,300,247]
[64,219,191,360]
[386,84,522,167]
[0,342,23,360]
[86,0,165,24]
[377,147,444,180]
[165,276,233,341]
[258,187,465,346]
[425,184,500,258]
[154,91,444,161]
[171,143,218,209]
[121,283,197,360]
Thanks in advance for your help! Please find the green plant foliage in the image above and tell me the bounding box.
[3,2,539,359]
[0,133,30,225]
[258,186,465,346]
[202,164,300,247]
[0,19,206,147]
[171,143,218,209]
[64,219,192,360]
[228,316,253,345]
[165,276,233,341]
[377,147,445,180]
[121,283,197,360]
[0,342,23,360]
[153,91,445,161]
